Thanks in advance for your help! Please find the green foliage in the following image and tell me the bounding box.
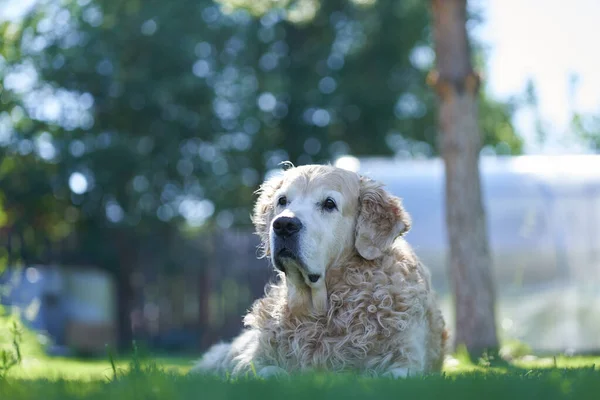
[0,306,47,364]
[0,304,50,379]
[0,319,22,379]
[216,0,321,23]
[0,0,524,272]
[499,339,534,361]
[572,113,600,151]
[479,90,524,155]
[106,340,165,382]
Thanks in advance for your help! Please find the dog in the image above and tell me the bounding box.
[190,163,448,378]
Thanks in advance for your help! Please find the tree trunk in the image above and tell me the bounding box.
[428,0,499,357]
[115,231,135,351]
[197,235,214,351]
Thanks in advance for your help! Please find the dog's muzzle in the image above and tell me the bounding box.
[272,216,302,272]
[271,216,322,283]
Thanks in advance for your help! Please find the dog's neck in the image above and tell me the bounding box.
[284,273,328,317]
[283,253,362,317]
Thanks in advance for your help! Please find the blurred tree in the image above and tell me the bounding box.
[1,0,521,348]
[1,0,524,237]
[428,0,498,357]
[572,113,600,151]
[568,72,600,152]
[1,22,69,272]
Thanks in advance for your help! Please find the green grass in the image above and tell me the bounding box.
[6,355,195,381]
[1,351,599,400]
[2,369,600,400]
[1,312,599,400]
[6,351,599,380]
[2,311,599,399]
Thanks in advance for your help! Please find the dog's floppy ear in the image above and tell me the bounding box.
[251,173,284,258]
[355,176,411,260]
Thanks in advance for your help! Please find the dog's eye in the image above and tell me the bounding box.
[277,196,287,206]
[322,197,337,211]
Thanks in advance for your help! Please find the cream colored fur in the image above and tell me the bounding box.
[190,164,448,378]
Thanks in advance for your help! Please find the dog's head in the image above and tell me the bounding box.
[252,163,411,314]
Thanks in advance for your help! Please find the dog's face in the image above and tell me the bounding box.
[268,166,360,288]
[252,164,411,313]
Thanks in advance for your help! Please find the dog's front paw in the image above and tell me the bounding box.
[257,365,289,379]
[383,368,410,379]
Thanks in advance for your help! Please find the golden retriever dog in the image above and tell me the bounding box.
[191,163,448,378]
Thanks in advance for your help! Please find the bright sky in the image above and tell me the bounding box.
[472,0,600,154]
[2,0,600,155]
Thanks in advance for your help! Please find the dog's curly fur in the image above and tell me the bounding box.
[191,164,448,378]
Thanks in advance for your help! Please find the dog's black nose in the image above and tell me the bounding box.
[272,216,303,237]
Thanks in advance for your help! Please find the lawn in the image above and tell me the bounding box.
[1,350,599,400]
[6,354,195,381]
[1,312,599,399]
